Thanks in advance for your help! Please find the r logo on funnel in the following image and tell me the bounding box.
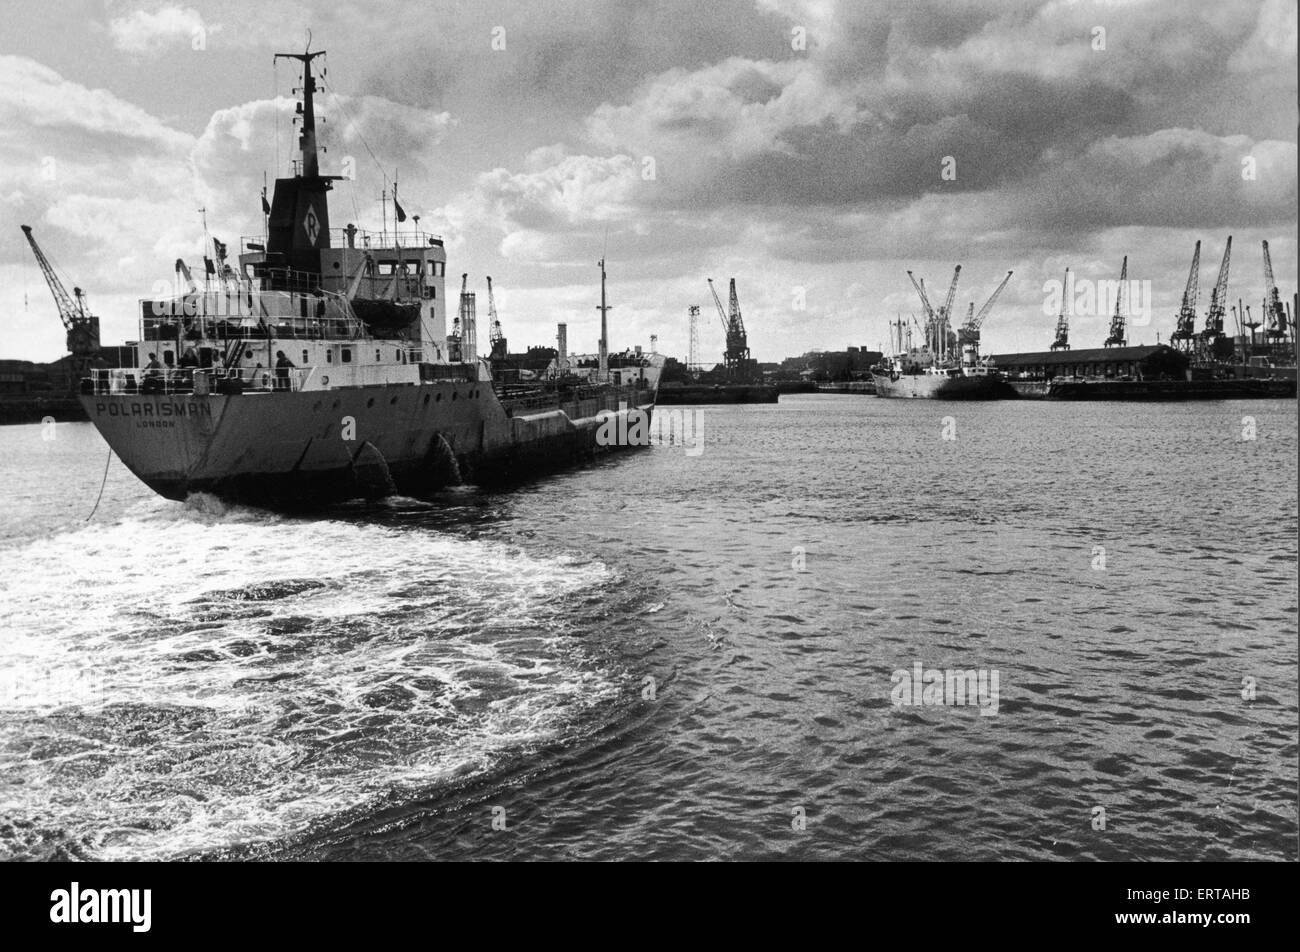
[303,206,320,244]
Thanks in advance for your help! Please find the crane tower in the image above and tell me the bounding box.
[20,224,102,387]
[1051,268,1071,351]
[1103,256,1129,348]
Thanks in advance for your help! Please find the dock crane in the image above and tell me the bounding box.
[1171,241,1200,350]
[20,224,101,385]
[1241,302,1261,347]
[907,271,938,331]
[707,277,752,377]
[907,266,960,357]
[936,266,961,359]
[1103,256,1128,347]
[938,266,961,327]
[486,276,507,359]
[956,270,1013,368]
[445,273,466,361]
[1201,237,1231,346]
[1051,268,1071,350]
[687,304,701,373]
[1262,240,1289,347]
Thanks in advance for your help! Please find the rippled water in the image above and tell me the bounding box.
[1,395,1295,860]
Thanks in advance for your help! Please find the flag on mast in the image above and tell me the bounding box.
[393,180,407,223]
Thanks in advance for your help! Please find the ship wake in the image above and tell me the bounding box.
[0,505,622,861]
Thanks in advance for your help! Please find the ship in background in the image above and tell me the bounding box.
[872,266,1016,399]
[74,46,662,507]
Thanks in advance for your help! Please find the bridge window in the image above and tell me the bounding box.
[341,348,352,363]
[326,349,332,364]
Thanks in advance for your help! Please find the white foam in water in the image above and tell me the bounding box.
[0,499,620,860]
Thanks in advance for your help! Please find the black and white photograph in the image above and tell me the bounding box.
[0,0,1295,913]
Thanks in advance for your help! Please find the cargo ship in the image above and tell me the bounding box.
[77,48,662,507]
[871,267,1016,399]
[872,362,1013,399]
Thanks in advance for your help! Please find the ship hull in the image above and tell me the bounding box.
[81,381,656,507]
[871,371,1014,399]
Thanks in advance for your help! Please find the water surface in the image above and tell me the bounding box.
[1,396,1295,860]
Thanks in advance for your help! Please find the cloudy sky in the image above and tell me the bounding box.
[1,0,1295,362]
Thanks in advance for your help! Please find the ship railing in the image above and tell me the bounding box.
[240,229,443,255]
[500,391,561,415]
[496,382,641,417]
[83,366,315,396]
[252,267,322,294]
[141,314,362,342]
[324,227,445,250]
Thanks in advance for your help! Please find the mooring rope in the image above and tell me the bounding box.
[85,446,112,521]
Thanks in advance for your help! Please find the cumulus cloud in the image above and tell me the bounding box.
[189,93,453,228]
[437,150,642,260]
[0,55,192,148]
[1229,0,1298,70]
[108,6,214,53]
[1022,129,1298,231]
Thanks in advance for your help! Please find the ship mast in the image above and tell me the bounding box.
[264,44,339,283]
[597,258,610,381]
[275,47,325,179]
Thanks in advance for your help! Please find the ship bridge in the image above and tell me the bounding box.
[238,227,445,298]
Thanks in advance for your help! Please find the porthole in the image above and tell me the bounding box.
[423,394,431,405]
[452,391,458,401]
[312,401,321,411]
[322,375,329,385]
[367,397,375,408]
[390,396,398,405]
[332,400,340,409]
[435,393,443,402]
